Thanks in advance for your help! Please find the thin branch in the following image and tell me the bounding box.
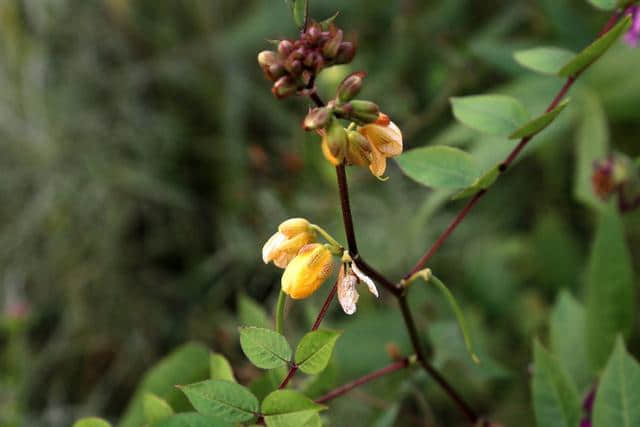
[279,279,339,389]
[336,164,359,254]
[398,296,479,423]
[406,10,623,277]
[315,357,411,404]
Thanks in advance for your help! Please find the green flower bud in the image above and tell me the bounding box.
[349,100,380,123]
[337,72,366,103]
[325,118,348,162]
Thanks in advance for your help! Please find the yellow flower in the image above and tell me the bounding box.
[357,113,403,177]
[281,243,333,299]
[262,218,315,268]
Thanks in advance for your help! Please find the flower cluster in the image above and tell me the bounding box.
[263,218,377,313]
[257,22,355,99]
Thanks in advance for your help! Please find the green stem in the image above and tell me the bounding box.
[310,224,343,251]
[275,290,287,334]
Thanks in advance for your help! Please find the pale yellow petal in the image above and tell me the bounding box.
[262,232,287,264]
[352,262,379,297]
[338,268,359,315]
[368,145,387,177]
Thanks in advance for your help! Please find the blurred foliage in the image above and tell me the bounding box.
[0,0,639,426]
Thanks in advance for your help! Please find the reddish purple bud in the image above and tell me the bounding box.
[322,28,343,59]
[302,107,332,131]
[272,76,297,98]
[278,39,294,58]
[334,42,356,64]
[624,6,640,47]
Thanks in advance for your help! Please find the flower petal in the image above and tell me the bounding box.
[351,262,378,298]
[368,144,387,177]
[338,266,359,315]
[262,232,287,263]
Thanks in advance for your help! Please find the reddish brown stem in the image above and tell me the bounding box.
[315,358,410,404]
[279,279,338,389]
[406,11,622,277]
[336,164,359,254]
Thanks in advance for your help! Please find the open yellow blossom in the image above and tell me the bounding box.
[357,113,403,177]
[281,243,333,299]
[262,218,315,268]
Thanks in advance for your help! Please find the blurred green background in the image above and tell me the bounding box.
[0,0,639,426]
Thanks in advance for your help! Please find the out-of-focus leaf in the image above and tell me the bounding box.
[371,403,400,427]
[295,329,342,375]
[586,207,635,371]
[587,0,618,10]
[514,47,576,75]
[143,393,174,424]
[559,16,632,77]
[508,98,570,139]
[150,412,233,427]
[178,380,259,423]
[238,294,271,329]
[451,164,500,200]
[73,418,111,427]
[239,327,292,369]
[592,338,640,427]
[262,390,326,427]
[574,92,609,209]
[395,146,480,189]
[549,291,592,392]
[450,95,529,136]
[119,343,210,427]
[531,341,581,427]
[289,0,309,30]
[210,353,236,383]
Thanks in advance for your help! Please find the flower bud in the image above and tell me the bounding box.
[324,119,348,162]
[345,130,372,166]
[281,244,333,299]
[278,218,311,238]
[277,39,294,58]
[349,100,380,123]
[337,72,366,103]
[258,50,278,70]
[322,28,343,59]
[303,107,332,131]
[284,58,303,76]
[263,218,315,269]
[334,41,355,64]
[272,76,298,98]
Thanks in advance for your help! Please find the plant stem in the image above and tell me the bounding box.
[315,357,411,404]
[279,279,339,389]
[336,164,359,254]
[275,290,287,334]
[405,10,623,277]
[398,295,479,424]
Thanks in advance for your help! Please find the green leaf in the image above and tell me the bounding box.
[395,146,480,189]
[587,0,618,10]
[178,380,259,423]
[514,47,576,75]
[450,95,529,136]
[73,418,112,427]
[428,275,479,364]
[451,164,501,200]
[295,330,342,375]
[290,0,309,30]
[586,207,635,371]
[210,353,236,383]
[574,93,609,209]
[150,412,233,427]
[262,390,326,427]
[119,343,210,427]
[143,393,174,424]
[531,340,581,427]
[549,291,592,392]
[238,294,270,329]
[593,338,640,427]
[239,327,292,369]
[508,98,570,139]
[318,12,339,30]
[559,15,632,77]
